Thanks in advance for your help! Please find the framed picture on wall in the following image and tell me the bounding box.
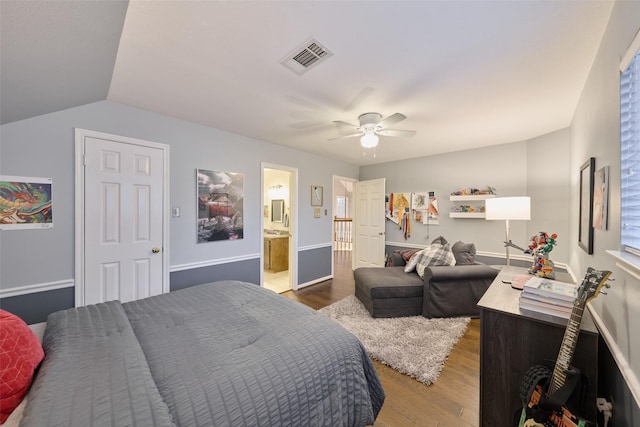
[578,157,595,254]
[196,169,244,242]
[593,166,609,230]
[0,175,53,230]
[311,185,323,206]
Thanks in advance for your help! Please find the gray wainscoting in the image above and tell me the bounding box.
[299,246,332,285]
[170,258,261,292]
[0,287,75,324]
[3,251,334,324]
[598,337,640,426]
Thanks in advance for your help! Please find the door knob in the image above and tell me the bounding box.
[152,247,161,254]
[378,232,385,236]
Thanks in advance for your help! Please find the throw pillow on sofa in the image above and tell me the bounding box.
[430,235,448,246]
[403,248,423,272]
[451,241,477,265]
[386,248,420,267]
[404,243,456,275]
[414,243,456,278]
[401,236,449,271]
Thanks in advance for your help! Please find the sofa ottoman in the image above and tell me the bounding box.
[354,266,424,318]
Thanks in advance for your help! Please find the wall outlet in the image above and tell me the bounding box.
[172,207,180,218]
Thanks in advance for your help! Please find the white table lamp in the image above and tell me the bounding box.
[485,197,531,266]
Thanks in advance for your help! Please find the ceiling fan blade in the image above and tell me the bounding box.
[332,120,359,129]
[328,132,362,141]
[344,87,374,111]
[377,129,416,137]
[377,113,407,129]
[288,121,325,129]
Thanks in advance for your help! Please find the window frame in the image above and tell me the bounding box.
[620,32,640,255]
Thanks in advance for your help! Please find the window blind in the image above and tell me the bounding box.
[621,50,640,252]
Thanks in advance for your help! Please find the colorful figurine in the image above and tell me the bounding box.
[504,232,558,279]
[524,232,558,279]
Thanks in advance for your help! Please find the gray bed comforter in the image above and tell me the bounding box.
[21,281,384,427]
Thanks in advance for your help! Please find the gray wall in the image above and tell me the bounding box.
[360,131,572,265]
[0,100,358,296]
[569,0,640,419]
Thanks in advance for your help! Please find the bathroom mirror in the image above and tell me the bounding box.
[271,199,284,222]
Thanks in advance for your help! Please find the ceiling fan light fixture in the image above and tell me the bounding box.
[360,130,379,148]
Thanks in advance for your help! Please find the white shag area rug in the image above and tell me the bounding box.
[319,295,470,385]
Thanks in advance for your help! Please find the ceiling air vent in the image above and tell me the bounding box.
[281,38,333,75]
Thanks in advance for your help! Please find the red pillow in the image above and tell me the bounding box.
[0,310,44,423]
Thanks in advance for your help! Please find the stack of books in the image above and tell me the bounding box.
[516,275,578,319]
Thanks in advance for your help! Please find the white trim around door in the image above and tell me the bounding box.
[261,162,298,291]
[74,128,170,307]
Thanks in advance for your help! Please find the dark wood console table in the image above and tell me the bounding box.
[477,267,599,426]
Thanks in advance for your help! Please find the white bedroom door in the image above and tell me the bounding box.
[354,178,386,269]
[76,129,169,306]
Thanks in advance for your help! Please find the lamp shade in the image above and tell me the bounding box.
[485,197,531,220]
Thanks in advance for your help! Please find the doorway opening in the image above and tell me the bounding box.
[263,166,295,293]
[333,176,355,252]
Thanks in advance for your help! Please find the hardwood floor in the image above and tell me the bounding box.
[282,250,481,427]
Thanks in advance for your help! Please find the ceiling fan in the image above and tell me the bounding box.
[329,112,416,148]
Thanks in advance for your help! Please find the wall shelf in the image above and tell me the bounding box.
[449,212,486,218]
[449,194,495,218]
[449,194,496,202]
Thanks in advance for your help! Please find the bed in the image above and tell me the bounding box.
[15,281,385,426]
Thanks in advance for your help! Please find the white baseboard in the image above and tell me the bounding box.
[299,243,333,251]
[297,275,332,289]
[476,251,574,278]
[385,241,428,249]
[0,279,74,298]
[475,250,534,263]
[170,254,259,272]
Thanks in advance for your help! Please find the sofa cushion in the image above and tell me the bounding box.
[451,241,477,265]
[414,244,456,278]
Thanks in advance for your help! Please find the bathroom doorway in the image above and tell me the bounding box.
[262,165,296,293]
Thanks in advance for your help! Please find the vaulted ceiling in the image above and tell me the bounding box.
[1,1,614,165]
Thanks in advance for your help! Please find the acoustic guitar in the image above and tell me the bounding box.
[517,267,612,427]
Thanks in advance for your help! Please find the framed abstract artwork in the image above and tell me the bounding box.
[0,176,53,230]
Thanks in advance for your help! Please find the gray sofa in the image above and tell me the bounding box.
[354,243,498,318]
